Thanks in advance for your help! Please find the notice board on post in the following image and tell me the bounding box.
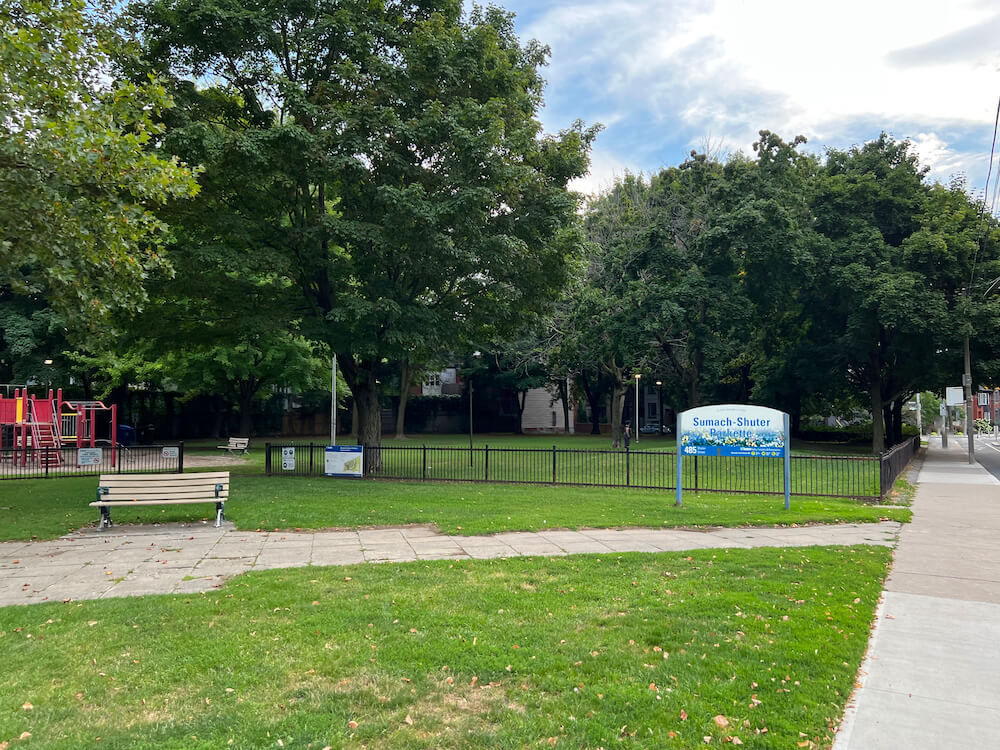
[325,445,363,477]
[676,404,791,509]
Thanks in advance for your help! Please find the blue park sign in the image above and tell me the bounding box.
[675,404,791,509]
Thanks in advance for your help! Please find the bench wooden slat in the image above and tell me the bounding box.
[99,472,230,482]
[90,499,225,507]
[100,481,228,495]
[94,490,229,501]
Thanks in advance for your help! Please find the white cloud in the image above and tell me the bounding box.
[518,0,1000,191]
[569,146,637,196]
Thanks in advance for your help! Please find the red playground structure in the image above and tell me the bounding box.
[0,388,118,468]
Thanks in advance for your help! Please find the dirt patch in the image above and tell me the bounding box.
[184,454,249,468]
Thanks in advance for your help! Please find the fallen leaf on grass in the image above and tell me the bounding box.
[348,720,358,729]
[404,715,413,726]
[680,710,688,721]
[713,715,729,728]
[22,702,32,711]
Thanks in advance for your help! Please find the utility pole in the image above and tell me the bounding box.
[330,355,337,446]
[965,335,975,464]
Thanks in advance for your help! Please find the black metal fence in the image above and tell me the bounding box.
[264,441,908,499]
[0,444,184,480]
[879,435,920,496]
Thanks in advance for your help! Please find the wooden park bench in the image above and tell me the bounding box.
[90,472,229,530]
[217,437,250,455]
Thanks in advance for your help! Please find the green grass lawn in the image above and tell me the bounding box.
[0,474,910,542]
[0,545,890,749]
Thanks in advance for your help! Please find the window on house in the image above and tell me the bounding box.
[647,403,657,419]
[552,411,557,427]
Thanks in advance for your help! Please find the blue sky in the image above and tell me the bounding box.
[496,0,1000,200]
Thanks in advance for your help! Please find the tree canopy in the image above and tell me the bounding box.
[121,0,597,448]
[0,0,198,331]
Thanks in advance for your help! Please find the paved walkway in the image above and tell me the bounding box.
[835,441,1000,749]
[0,521,899,607]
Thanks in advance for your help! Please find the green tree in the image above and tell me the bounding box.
[810,135,1000,451]
[125,0,596,453]
[0,0,198,328]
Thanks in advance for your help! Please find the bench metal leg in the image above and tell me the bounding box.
[215,502,225,527]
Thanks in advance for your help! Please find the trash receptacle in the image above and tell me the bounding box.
[116,424,136,446]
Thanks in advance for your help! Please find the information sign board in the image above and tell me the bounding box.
[676,404,791,510]
[325,445,363,477]
[78,448,103,466]
[946,387,965,406]
[161,446,179,459]
[281,447,295,471]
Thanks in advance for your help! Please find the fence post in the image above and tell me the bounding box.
[422,444,427,480]
[878,452,885,498]
[265,442,271,475]
[552,445,557,484]
[626,445,630,487]
[44,446,49,478]
[178,442,185,474]
[309,442,314,475]
[694,455,698,491]
[485,444,489,481]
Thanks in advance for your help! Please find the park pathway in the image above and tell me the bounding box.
[0,520,899,607]
[834,440,1000,750]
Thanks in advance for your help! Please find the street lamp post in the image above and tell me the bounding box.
[634,373,641,443]
[656,380,663,435]
[469,351,481,466]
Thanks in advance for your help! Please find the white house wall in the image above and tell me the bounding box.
[521,387,574,433]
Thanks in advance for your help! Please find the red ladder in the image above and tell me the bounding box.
[31,422,62,467]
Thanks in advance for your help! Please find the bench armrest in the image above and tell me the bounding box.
[96,486,109,502]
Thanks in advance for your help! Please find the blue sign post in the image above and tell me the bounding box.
[675,404,791,509]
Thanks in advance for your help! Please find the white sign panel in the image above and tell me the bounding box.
[678,404,788,458]
[281,447,296,471]
[325,445,363,477]
[161,446,179,459]
[78,447,103,466]
[946,387,965,406]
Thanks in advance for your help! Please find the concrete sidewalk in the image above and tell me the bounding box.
[835,443,1000,749]
[0,521,899,607]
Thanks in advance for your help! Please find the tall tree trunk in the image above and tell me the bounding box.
[394,358,411,439]
[688,347,703,408]
[870,350,885,453]
[516,390,527,434]
[892,397,904,446]
[239,400,253,436]
[609,381,626,448]
[579,372,603,435]
[559,377,571,433]
[340,357,382,470]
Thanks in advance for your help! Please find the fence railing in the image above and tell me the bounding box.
[879,435,920,496]
[0,444,184,480]
[265,442,906,499]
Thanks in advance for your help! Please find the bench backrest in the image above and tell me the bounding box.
[229,438,250,448]
[98,472,230,501]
